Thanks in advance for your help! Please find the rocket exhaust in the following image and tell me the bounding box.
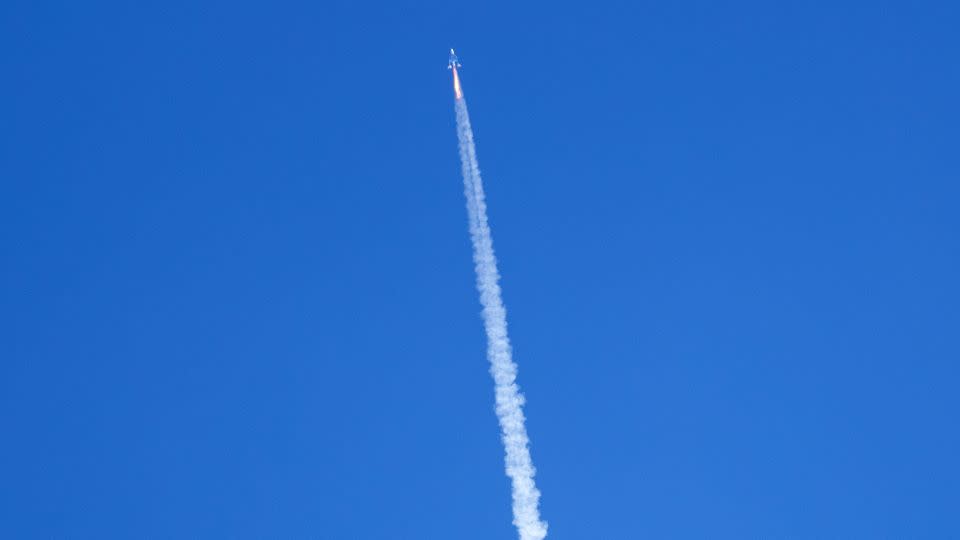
[453,67,463,100]
[450,53,548,540]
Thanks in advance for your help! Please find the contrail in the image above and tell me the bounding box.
[449,50,548,540]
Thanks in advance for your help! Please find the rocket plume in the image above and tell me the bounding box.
[453,67,463,100]
[452,64,548,540]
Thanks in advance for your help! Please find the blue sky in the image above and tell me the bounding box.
[2,1,958,537]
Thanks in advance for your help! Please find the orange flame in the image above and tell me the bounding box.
[452,66,463,100]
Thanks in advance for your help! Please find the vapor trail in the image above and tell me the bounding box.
[453,70,548,540]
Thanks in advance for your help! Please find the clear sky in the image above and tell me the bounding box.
[2,1,958,538]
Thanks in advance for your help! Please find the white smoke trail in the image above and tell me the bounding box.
[455,96,548,540]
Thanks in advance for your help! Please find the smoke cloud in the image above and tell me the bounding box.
[454,94,548,540]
